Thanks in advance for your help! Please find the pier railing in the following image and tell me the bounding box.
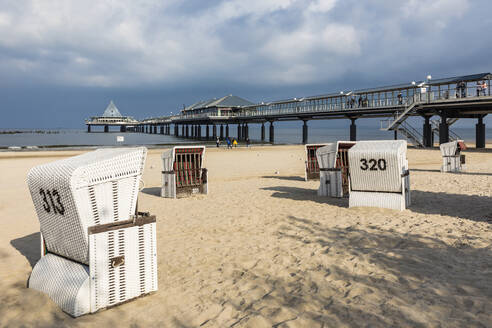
[140,78,491,124]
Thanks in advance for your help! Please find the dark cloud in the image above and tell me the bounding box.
[0,0,490,128]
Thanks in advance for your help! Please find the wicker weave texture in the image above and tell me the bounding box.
[161,173,177,198]
[349,191,407,211]
[89,222,158,312]
[304,144,328,181]
[441,157,462,172]
[316,142,355,197]
[27,148,147,264]
[318,171,343,197]
[29,254,91,317]
[440,141,464,172]
[161,146,207,198]
[348,140,407,193]
[440,141,459,157]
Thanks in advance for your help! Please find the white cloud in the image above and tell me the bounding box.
[307,0,337,13]
[0,0,481,89]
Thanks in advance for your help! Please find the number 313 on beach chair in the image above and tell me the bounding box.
[27,147,158,317]
[348,140,411,211]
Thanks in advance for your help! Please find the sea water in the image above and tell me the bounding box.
[0,126,490,149]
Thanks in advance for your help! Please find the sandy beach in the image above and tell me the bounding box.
[1,144,491,327]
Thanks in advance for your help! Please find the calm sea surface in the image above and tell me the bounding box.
[0,126,490,149]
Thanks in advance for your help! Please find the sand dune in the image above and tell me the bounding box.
[1,145,491,327]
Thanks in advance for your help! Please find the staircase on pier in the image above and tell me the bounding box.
[430,118,462,141]
[381,98,461,147]
[380,98,424,147]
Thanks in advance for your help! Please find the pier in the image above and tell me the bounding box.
[87,73,492,148]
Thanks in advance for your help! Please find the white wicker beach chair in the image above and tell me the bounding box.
[316,141,355,197]
[305,143,329,181]
[440,140,466,172]
[26,147,158,317]
[348,140,411,211]
[161,146,208,198]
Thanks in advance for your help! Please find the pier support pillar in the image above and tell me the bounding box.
[269,121,275,143]
[439,112,449,145]
[198,125,202,139]
[160,126,164,134]
[394,130,398,140]
[350,119,356,141]
[261,123,265,141]
[302,120,308,144]
[154,125,157,134]
[181,125,185,137]
[104,125,109,133]
[213,125,217,139]
[174,125,178,137]
[87,125,91,133]
[186,125,189,138]
[226,125,229,138]
[423,116,433,147]
[220,125,224,139]
[206,125,210,139]
[476,115,486,149]
[245,124,249,140]
[237,124,242,140]
[120,125,126,132]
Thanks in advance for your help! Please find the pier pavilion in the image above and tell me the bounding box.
[85,100,138,132]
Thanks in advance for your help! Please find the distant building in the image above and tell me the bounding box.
[181,95,254,117]
[85,100,138,132]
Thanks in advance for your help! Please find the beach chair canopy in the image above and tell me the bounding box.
[440,140,466,156]
[27,147,147,264]
[317,141,356,169]
[162,146,206,171]
[349,140,407,193]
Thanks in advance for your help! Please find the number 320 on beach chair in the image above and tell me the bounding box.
[161,146,208,198]
[348,140,411,211]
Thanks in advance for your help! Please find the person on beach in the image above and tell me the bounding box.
[226,137,232,149]
[233,138,238,148]
[246,137,250,147]
[216,137,220,147]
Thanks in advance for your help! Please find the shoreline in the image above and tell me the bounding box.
[1,141,491,153]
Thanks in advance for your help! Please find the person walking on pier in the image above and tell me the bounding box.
[476,81,482,97]
[397,92,403,105]
[482,80,488,96]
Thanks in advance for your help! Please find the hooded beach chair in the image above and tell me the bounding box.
[27,147,157,317]
[161,146,208,198]
[440,140,466,172]
[348,140,411,211]
[304,143,329,181]
[316,141,356,197]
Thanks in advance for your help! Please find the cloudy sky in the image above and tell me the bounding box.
[0,0,491,128]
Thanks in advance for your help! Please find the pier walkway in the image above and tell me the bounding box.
[88,73,492,148]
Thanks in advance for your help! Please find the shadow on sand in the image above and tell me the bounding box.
[210,215,492,327]
[411,168,492,176]
[261,185,348,207]
[262,175,306,182]
[263,185,492,222]
[141,187,161,197]
[10,232,40,268]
